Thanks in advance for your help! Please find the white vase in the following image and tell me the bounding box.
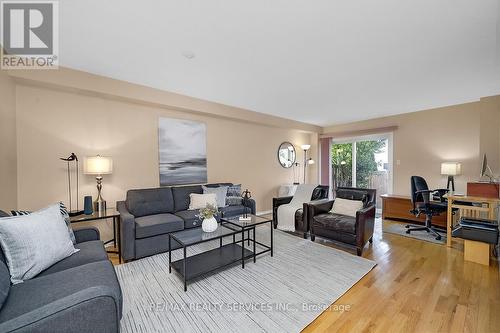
[202,216,218,232]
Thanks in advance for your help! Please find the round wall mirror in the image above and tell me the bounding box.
[278,142,296,168]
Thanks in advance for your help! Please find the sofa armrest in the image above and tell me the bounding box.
[272,196,294,228]
[117,200,136,261]
[356,204,376,245]
[0,286,121,333]
[73,227,100,243]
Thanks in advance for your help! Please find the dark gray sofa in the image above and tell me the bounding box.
[117,183,256,261]
[0,210,122,333]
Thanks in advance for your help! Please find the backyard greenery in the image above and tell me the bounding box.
[332,140,386,189]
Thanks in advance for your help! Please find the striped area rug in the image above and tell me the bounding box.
[115,226,375,333]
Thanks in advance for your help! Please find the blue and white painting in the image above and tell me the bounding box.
[158,117,207,185]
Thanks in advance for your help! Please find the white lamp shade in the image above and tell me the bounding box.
[441,162,461,176]
[301,144,311,151]
[84,156,113,175]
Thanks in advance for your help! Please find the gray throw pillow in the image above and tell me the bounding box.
[226,184,243,206]
[0,203,79,284]
[10,202,76,244]
[202,185,228,208]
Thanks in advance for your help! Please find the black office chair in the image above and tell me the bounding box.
[407,176,448,240]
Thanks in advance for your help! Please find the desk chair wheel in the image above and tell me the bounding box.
[435,235,441,241]
[405,230,410,234]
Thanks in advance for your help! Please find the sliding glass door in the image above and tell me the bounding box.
[331,133,393,208]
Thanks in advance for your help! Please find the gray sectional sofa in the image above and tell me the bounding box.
[117,183,256,261]
[0,210,122,333]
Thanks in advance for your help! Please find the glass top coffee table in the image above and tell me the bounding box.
[168,215,274,291]
[222,214,273,260]
[169,224,251,291]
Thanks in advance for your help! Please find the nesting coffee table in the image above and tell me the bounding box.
[168,214,273,291]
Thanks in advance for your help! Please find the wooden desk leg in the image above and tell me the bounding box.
[447,201,452,247]
[488,203,495,220]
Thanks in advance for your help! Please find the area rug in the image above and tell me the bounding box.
[383,219,446,244]
[115,226,376,333]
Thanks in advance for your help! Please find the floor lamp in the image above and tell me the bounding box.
[301,144,315,184]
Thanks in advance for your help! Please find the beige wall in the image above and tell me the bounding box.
[323,99,500,196]
[14,83,317,215]
[0,70,17,211]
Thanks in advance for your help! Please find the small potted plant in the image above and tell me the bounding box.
[197,203,219,232]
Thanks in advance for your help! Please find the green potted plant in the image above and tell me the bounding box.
[197,203,219,232]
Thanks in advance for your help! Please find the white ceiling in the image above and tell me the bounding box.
[60,0,500,127]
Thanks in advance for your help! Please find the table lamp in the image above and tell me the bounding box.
[441,162,461,191]
[84,155,113,212]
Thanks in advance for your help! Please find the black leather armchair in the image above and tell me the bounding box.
[308,187,376,256]
[272,185,329,238]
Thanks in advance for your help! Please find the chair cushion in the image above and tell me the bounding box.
[172,185,203,212]
[175,210,202,229]
[0,260,122,324]
[313,213,357,234]
[126,187,174,217]
[135,213,184,239]
[219,205,251,218]
[37,240,108,277]
[330,198,363,217]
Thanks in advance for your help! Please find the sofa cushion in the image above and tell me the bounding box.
[0,211,10,218]
[0,204,79,284]
[202,185,228,208]
[0,260,122,324]
[10,202,77,244]
[0,262,10,310]
[313,213,356,234]
[37,240,108,277]
[188,193,217,210]
[126,187,174,217]
[172,185,203,212]
[219,205,251,218]
[135,213,184,239]
[204,183,233,188]
[175,210,202,229]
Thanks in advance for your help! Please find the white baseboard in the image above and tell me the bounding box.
[256,210,272,216]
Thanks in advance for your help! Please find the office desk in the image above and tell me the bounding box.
[446,194,500,247]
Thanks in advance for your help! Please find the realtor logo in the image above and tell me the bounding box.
[1,1,59,69]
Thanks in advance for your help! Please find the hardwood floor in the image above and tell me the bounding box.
[107,218,500,333]
[302,219,500,333]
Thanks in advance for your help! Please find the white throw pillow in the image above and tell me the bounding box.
[189,193,218,210]
[330,198,364,217]
[0,203,79,284]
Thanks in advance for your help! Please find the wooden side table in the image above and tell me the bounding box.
[70,208,121,263]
